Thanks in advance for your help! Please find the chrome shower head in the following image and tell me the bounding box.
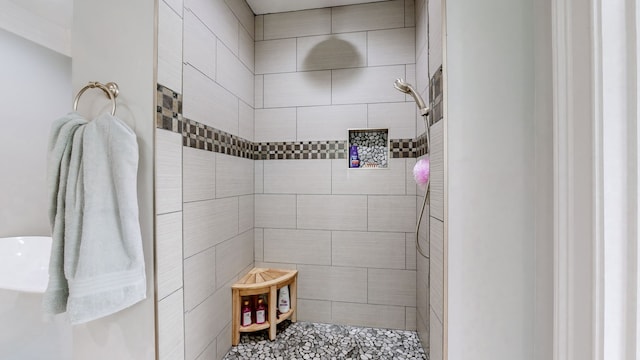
[394,78,429,116]
[394,78,412,93]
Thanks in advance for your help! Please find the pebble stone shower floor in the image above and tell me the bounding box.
[223,321,428,360]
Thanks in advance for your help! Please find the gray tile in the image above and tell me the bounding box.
[158,289,185,360]
[297,265,367,303]
[368,268,417,307]
[331,231,406,269]
[156,212,183,300]
[297,195,367,231]
[332,302,406,330]
[332,0,404,33]
[263,229,331,265]
[264,8,331,40]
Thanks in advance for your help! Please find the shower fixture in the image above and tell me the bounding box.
[394,78,431,258]
[393,78,429,117]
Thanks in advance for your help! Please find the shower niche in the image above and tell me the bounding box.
[347,128,389,169]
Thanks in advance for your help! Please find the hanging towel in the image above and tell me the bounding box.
[64,113,146,324]
[43,113,88,314]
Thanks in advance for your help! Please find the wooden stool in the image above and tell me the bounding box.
[231,268,298,346]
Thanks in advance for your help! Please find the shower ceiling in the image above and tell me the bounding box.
[246,0,390,15]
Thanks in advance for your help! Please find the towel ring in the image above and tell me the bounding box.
[73,81,119,116]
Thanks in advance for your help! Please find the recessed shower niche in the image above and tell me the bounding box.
[347,128,389,169]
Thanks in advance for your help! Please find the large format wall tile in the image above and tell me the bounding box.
[183,198,239,257]
[156,130,182,214]
[297,32,367,71]
[368,268,416,307]
[368,28,416,66]
[331,0,405,33]
[263,229,331,265]
[263,9,331,40]
[185,0,238,54]
[255,194,297,228]
[217,40,254,106]
[183,146,215,203]
[331,158,406,195]
[297,104,367,141]
[368,102,417,139]
[215,154,253,198]
[239,195,254,233]
[297,265,367,303]
[368,195,416,232]
[255,39,297,74]
[183,65,239,135]
[156,212,184,300]
[332,231,406,269]
[239,100,254,142]
[225,0,254,37]
[332,65,406,105]
[215,230,254,287]
[184,246,216,311]
[183,9,216,81]
[263,160,331,194]
[297,195,367,231]
[184,286,230,360]
[264,71,331,108]
[297,299,332,323]
[158,1,183,93]
[430,120,444,221]
[254,108,297,142]
[158,289,185,360]
[239,26,255,72]
[331,302,406,329]
[430,217,444,323]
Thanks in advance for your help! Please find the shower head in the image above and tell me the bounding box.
[394,78,429,116]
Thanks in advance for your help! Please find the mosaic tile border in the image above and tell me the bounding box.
[429,66,444,126]
[156,84,428,160]
[254,141,347,160]
[156,84,183,133]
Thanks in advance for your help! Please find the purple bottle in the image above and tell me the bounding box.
[349,145,360,168]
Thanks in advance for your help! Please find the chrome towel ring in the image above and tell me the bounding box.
[73,81,119,116]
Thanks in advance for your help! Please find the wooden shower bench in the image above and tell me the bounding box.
[231,268,298,346]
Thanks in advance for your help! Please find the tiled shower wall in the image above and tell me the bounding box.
[415,0,430,353]
[415,0,445,358]
[155,0,256,359]
[155,0,433,359]
[253,0,419,331]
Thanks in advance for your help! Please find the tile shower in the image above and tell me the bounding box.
[154,0,442,359]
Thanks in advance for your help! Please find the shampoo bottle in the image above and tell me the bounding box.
[255,297,266,324]
[349,145,360,168]
[241,299,253,327]
[278,286,290,314]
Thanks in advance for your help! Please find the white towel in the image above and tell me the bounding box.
[43,113,88,314]
[65,113,146,324]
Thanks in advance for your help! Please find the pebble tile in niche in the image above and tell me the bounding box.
[223,321,427,360]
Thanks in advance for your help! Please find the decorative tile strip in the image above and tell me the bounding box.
[253,141,348,160]
[182,119,254,159]
[390,139,416,158]
[415,132,429,158]
[156,83,422,160]
[429,66,444,125]
[156,84,183,133]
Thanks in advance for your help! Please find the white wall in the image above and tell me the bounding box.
[70,0,156,359]
[444,0,552,358]
[0,28,71,238]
